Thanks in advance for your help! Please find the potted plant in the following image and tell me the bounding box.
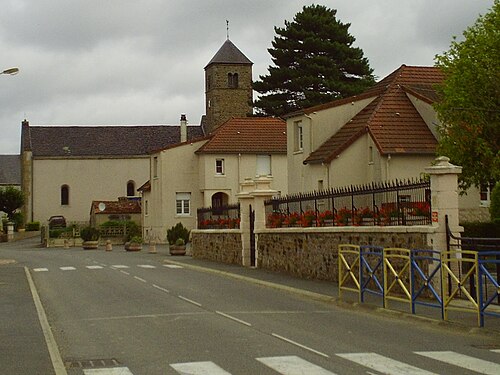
[125,236,142,251]
[167,222,189,256]
[80,226,100,249]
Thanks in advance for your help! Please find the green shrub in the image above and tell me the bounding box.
[80,226,100,241]
[129,236,142,244]
[175,238,185,246]
[167,222,190,245]
[490,181,500,223]
[461,222,500,238]
[12,212,24,231]
[26,222,40,231]
[124,221,141,241]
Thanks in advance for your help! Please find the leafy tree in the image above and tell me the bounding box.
[434,0,499,190]
[253,4,375,117]
[0,186,25,220]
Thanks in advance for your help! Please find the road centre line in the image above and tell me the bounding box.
[215,311,252,327]
[178,295,202,307]
[152,284,170,293]
[271,333,330,358]
[134,276,147,283]
[120,270,130,275]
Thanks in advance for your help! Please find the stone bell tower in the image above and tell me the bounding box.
[204,39,253,134]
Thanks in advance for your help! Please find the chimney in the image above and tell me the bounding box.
[180,114,187,143]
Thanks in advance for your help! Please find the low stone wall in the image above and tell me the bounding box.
[256,226,434,282]
[191,229,242,265]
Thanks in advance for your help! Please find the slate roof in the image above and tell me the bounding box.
[91,199,141,215]
[205,39,252,69]
[196,117,286,154]
[21,122,205,157]
[304,65,444,164]
[0,155,21,185]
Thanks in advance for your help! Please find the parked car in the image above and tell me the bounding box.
[48,215,66,229]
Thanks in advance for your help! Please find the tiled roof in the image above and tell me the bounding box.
[205,39,252,68]
[0,155,21,185]
[196,117,286,154]
[91,199,141,215]
[22,123,204,157]
[304,65,444,164]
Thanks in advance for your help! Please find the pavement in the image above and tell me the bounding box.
[1,238,499,375]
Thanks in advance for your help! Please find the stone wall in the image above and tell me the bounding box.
[191,230,242,265]
[256,227,433,282]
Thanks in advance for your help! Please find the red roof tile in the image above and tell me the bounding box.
[196,117,286,154]
[304,65,443,164]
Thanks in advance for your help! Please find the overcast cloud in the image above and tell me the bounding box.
[0,0,493,154]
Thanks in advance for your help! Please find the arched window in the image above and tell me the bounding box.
[127,181,135,197]
[61,185,69,205]
[227,73,239,88]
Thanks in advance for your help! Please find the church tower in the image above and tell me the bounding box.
[204,39,253,134]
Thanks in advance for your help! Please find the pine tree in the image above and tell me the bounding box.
[254,5,375,116]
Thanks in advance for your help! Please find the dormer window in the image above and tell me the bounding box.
[228,73,239,88]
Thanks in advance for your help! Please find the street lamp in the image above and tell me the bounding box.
[1,67,19,75]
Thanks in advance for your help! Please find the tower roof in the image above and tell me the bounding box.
[205,39,252,69]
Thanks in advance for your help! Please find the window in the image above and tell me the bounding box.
[215,159,225,175]
[153,157,158,178]
[228,73,239,88]
[127,181,135,196]
[176,192,191,215]
[294,121,303,151]
[480,182,495,206]
[145,200,149,216]
[61,185,69,205]
[256,155,271,176]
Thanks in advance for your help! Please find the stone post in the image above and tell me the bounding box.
[425,156,463,253]
[7,222,14,241]
[236,178,256,267]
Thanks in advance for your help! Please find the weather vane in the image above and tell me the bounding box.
[226,20,229,39]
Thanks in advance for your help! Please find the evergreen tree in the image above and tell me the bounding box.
[0,186,24,220]
[434,0,499,190]
[254,5,375,116]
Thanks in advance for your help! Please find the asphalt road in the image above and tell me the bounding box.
[2,238,500,375]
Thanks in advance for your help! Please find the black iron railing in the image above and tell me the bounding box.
[265,179,431,228]
[197,203,240,229]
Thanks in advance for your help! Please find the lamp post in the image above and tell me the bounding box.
[1,67,19,76]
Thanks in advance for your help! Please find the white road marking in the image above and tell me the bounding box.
[83,367,134,375]
[215,311,252,327]
[491,349,500,353]
[152,284,170,293]
[137,264,156,269]
[415,351,500,375]
[257,355,336,374]
[111,265,129,269]
[120,270,130,275]
[178,295,202,307]
[86,265,103,269]
[134,276,146,283]
[271,333,329,358]
[337,353,436,375]
[33,268,48,272]
[164,264,184,269]
[60,266,76,271]
[170,361,231,375]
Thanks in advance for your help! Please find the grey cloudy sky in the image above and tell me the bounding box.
[0,0,493,154]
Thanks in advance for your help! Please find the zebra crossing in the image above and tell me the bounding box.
[81,350,500,374]
[32,264,183,272]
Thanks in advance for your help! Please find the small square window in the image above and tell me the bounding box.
[176,192,191,215]
[216,159,224,175]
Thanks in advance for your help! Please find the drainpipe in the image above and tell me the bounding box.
[386,154,391,180]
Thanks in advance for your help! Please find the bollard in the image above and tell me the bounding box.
[64,239,69,249]
[105,240,112,251]
[148,240,157,254]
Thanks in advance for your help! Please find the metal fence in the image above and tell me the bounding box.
[339,244,499,327]
[265,179,431,228]
[197,203,241,229]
